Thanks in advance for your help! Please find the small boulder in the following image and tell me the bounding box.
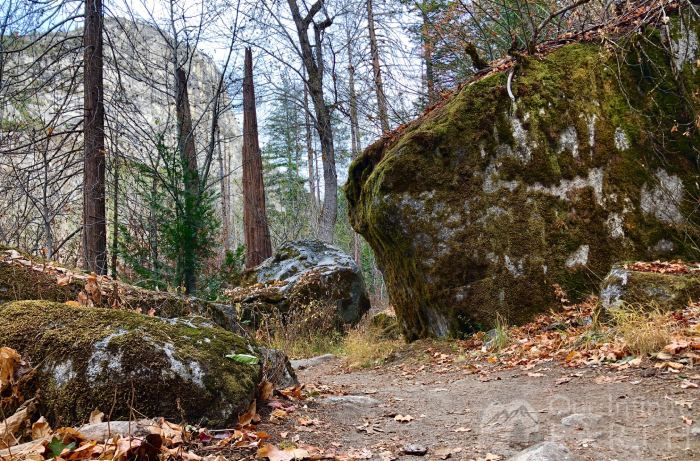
[561,413,602,429]
[227,240,370,326]
[600,263,700,313]
[370,310,401,339]
[507,442,576,461]
[0,300,261,427]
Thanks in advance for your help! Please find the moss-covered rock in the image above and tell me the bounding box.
[345,12,700,339]
[600,264,700,313]
[228,240,370,326]
[0,300,260,427]
[370,310,401,340]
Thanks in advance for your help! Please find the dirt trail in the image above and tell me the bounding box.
[263,347,699,461]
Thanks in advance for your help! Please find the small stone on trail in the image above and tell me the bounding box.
[291,354,336,370]
[402,444,428,456]
[561,413,602,428]
[320,395,379,406]
[507,442,576,461]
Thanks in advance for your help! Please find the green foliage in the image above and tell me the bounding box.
[48,437,75,459]
[118,136,220,295]
[225,353,260,365]
[262,76,315,245]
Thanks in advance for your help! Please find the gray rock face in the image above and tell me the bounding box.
[507,442,576,461]
[600,264,700,313]
[260,347,299,388]
[228,240,371,325]
[0,301,261,427]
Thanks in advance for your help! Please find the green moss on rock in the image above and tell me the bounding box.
[599,265,700,314]
[0,300,260,427]
[346,12,700,340]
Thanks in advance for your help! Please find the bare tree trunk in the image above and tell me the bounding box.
[110,146,119,278]
[303,79,318,228]
[174,66,199,294]
[242,47,272,269]
[421,7,436,105]
[347,30,362,266]
[287,0,337,243]
[83,0,107,274]
[217,126,231,260]
[41,144,54,259]
[366,0,390,133]
[149,175,159,280]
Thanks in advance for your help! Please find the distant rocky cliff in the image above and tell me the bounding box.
[346,9,700,339]
[0,18,242,254]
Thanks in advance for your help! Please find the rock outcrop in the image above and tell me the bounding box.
[227,240,370,326]
[346,11,700,339]
[0,301,261,427]
[600,262,700,313]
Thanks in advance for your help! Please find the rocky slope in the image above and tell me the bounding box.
[346,8,700,339]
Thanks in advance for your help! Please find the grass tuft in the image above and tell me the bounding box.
[609,303,674,356]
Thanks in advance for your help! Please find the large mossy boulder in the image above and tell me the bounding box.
[346,12,700,339]
[0,301,261,427]
[600,263,700,313]
[228,240,370,326]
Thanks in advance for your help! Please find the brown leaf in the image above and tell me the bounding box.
[31,416,51,440]
[88,409,104,425]
[258,380,274,402]
[238,400,258,426]
[0,401,35,449]
[0,347,21,392]
[257,444,309,461]
[56,275,72,286]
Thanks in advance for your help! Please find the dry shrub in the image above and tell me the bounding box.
[255,300,344,359]
[610,303,674,356]
[343,318,403,369]
[486,313,511,352]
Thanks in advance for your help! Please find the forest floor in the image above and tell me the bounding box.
[257,342,700,461]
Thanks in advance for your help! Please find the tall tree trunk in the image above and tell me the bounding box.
[217,126,231,259]
[83,0,107,274]
[242,47,272,269]
[110,146,119,278]
[303,81,318,226]
[287,0,337,243]
[347,30,362,266]
[149,175,159,281]
[174,66,199,294]
[421,7,436,105]
[366,0,390,133]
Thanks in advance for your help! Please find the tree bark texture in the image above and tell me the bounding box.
[242,47,272,269]
[287,0,337,243]
[174,66,199,294]
[83,0,107,275]
[367,0,390,133]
